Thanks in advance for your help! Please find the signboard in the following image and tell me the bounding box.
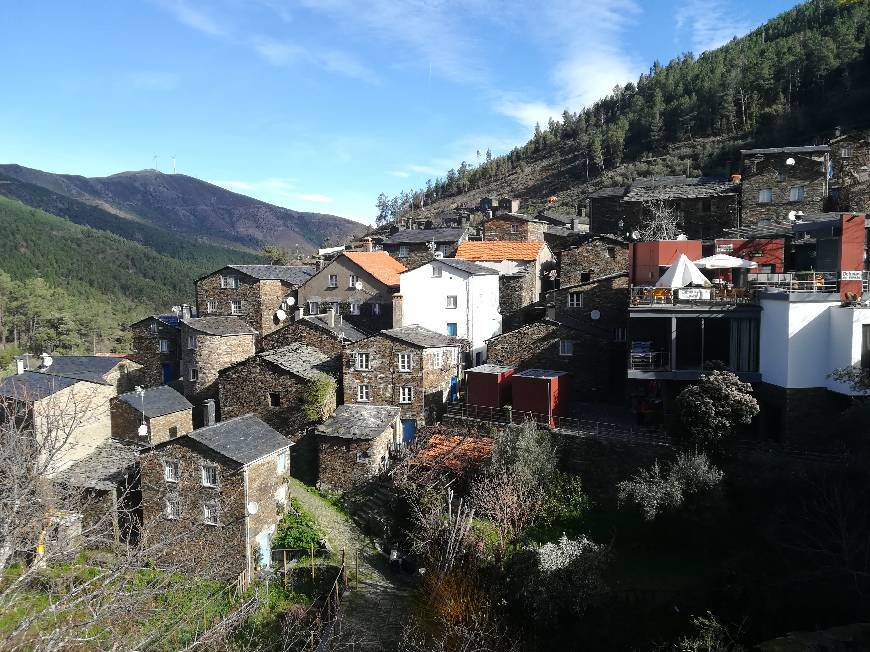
[677,288,712,300]
[841,271,863,281]
[716,243,734,253]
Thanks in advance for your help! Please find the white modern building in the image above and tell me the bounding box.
[395,258,501,365]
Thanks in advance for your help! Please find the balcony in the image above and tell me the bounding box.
[748,271,840,293]
[630,285,754,307]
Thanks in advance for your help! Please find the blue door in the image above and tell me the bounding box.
[447,322,457,336]
[162,363,173,385]
[401,419,417,443]
[448,376,458,403]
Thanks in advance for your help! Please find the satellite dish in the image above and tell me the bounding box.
[137,424,149,439]
[630,230,640,240]
[788,210,797,221]
[247,501,259,515]
[590,310,601,320]
[285,296,295,307]
[785,157,796,166]
[354,281,363,291]
[275,309,287,322]
[41,353,53,368]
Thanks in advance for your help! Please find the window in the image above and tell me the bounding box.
[277,452,287,474]
[164,460,179,483]
[510,223,519,234]
[328,274,338,288]
[307,301,319,315]
[201,465,219,487]
[397,352,412,372]
[432,265,442,278]
[580,271,591,283]
[559,339,574,356]
[432,350,442,368]
[357,384,371,402]
[159,339,170,353]
[758,188,773,204]
[348,274,359,288]
[187,334,197,349]
[350,302,361,315]
[446,348,457,365]
[776,171,787,182]
[446,295,458,309]
[330,302,340,314]
[268,392,281,407]
[398,245,409,258]
[230,300,242,315]
[220,275,239,289]
[842,146,854,158]
[355,352,371,370]
[206,300,217,314]
[203,502,219,526]
[399,386,413,403]
[613,327,626,342]
[356,451,369,463]
[606,246,616,259]
[165,498,180,520]
[149,322,158,335]
[169,426,178,438]
[189,367,198,382]
[567,292,583,308]
[789,185,806,202]
[438,244,451,256]
[446,322,457,336]
[372,303,381,316]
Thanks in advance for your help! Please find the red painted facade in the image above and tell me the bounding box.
[629,241,703,285]
[465,365,516,409]
[838,213,866,299]
[511,370,570,425]
[713,238,785,273]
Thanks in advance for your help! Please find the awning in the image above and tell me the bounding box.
[655,254,712,288]
[693,254,758,270]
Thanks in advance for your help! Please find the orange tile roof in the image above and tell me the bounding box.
[343,251,406,287]
[455,240,545,261]
[412,433,493,473]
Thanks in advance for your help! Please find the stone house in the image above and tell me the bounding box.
[381,227,469,270]
[297,252,406,333]
[139,414,292,579]
[588,176,740,239]
[179,317,257,417]
[316,404,401,492]
[482,213,546,242]
[343,325,462,439]
[129,313,183,387]
[0,356,143,474]
[455,240,556,310]
[830,131,870,213]
[396,258,501,365]
[558,236,629,287]
[195,265,315,338]
[111,385,193,445]
[740,146,830,226]
[551,272,630,343]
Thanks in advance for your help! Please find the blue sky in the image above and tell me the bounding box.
[0,0,796,224]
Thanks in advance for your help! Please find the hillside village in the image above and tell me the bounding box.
[4,122,870,649]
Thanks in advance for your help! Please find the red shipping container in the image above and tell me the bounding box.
[465,364,517,409]
[511,369,571,425]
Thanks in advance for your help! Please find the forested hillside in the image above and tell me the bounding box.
[377,0,870,222]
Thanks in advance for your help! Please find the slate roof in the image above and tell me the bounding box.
[53,439,144,490]
[182,316,258,336]
[456,240,547,261]
[185,414,291,465]
[117,385,192,418]
[486,213,546,223]
[623,176,739,202]
[514,368,569,379]
[380,325,461,348]
[342,252,406,287]
[741,145,830,155]
[37,356,126,385]
[435,258,499,276]
[467,364,516,375]
[132,313,181,328]
[589,186,629,198]
[316,404,400,440]
[0,371,79,401]
[259,343,335,380]
[383,228,467,244]
[538,211,576,225]
[303,314,368,343]
[227,265,316,285]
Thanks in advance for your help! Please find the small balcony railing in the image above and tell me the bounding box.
[748,271,839,293]
[629,344,669,371]
[630,286,754,307]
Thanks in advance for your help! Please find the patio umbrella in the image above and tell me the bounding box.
[655,254,712,288]
[693,253,758,270]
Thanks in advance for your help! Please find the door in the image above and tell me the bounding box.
[162,363,173,385]
[401,419,417,444]
[448,376,458,403]
[447,322,458,336]
[256,530,271,569]
[474,352,482,366]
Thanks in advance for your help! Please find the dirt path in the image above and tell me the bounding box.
[286,479,412,651]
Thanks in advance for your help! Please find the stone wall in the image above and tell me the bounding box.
[499,271,535,316]
[180,328,256,410]
[382,243,438,271]
[559,240,628,286]
[588,195,626,236]
[590,194,738,240]
[484,218,545,242]
[318,430,392,492]
[831,133,870,213]
[244,453,291,555]
[148,410,194,445]
[129,319,181,388]
[553,276,629,338]
[754,383,852,447]
[741,153,828,226]
[111,399,193,445]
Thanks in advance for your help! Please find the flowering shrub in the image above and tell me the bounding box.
[677,371,759,444]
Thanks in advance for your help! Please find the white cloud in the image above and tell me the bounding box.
[676,0,751,53]
[390,170,411,178]
[211,178,333,206]
[154,0,226,36]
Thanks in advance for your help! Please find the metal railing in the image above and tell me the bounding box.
[630,285,754,306]
[628,349,669,371]
[748,271,838,293]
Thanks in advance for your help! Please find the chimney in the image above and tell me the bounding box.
[294,307,303,321]
[181,304,191,320]
[202,399,216,427]
[834,125,842,138]
[327,308,336,327]
[15,357,25,375]
[545,303,556,321]
[316,257,325,272]
[364,238,373,252]
[392,294,403,328]
[571,218,578,231]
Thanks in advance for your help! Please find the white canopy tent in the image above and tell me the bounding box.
[693,254,758,270]
[655,254,712,288]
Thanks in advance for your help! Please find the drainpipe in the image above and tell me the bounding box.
[243,470,251,579]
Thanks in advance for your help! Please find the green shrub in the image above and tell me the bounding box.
[536,473,590,530]
[273,497,323,550]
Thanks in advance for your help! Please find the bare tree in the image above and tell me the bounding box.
[637,197,681,241]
